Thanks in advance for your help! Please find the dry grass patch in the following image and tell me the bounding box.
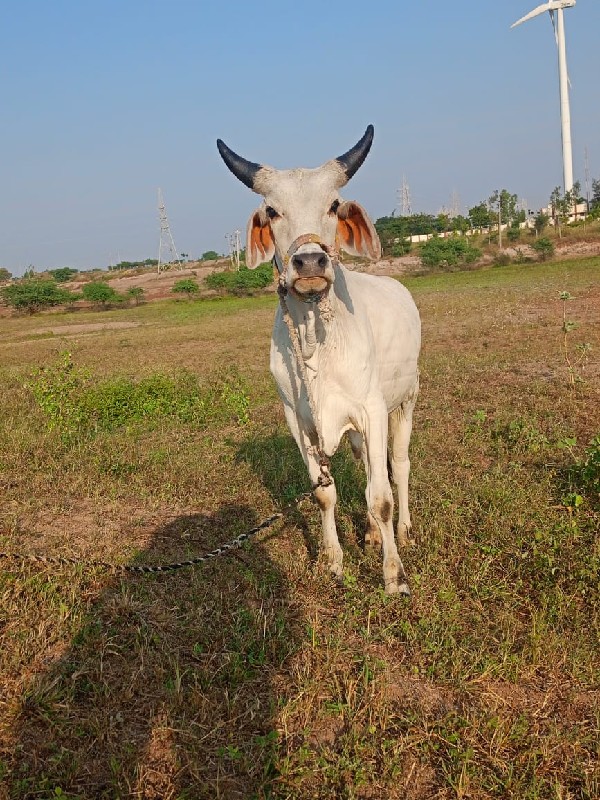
[0,258,598,799]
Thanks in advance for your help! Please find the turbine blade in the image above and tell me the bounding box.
[511,0,575,28]
[511,3,553,28]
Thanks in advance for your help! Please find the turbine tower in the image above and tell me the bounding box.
[511,1,576,193]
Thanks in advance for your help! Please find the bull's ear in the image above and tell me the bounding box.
[336,201,381,260]
[246,207,275,269]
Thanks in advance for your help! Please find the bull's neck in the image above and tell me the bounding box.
[282,284,338,363]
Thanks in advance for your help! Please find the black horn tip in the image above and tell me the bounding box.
[336,125,375,181]
[216,138,262,191]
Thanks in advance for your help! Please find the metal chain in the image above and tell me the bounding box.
[0,491,313,574]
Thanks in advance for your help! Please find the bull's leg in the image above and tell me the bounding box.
[283,406,343,578]
[311,473,342,579]
[363,401,410,596]
[389,384,418,547]
[348,429,381,550]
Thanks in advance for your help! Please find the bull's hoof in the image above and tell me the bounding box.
[385,581,411,597]
[398,525,416,548]
[365,532,382,552]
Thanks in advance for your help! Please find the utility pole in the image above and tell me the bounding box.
[157,188,181,273]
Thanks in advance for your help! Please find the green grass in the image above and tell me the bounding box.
[0,255,598,799]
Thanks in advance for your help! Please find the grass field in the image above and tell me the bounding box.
[1,258,598,799]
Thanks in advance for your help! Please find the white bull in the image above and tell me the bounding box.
[217,125,421,595]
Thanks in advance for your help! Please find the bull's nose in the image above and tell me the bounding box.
[291,251,329,273]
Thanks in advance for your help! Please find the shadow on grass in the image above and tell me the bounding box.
[236,432,369,555]
[6,504,301,798]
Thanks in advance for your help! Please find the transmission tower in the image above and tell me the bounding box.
[397,175,412,216]
[226,229,241,270]
[449,190,461,219]
[157,188,180,273]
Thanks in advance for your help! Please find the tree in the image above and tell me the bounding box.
[591,178,600,210]
[82,281,122,308]
[534,211,550,237]
[201,250,220,261]
[489,189,519,248]
[48,267,78,283]
[1,278,77,314]
[172,278,199,297]
[550,181,581,237]
[468,203,492,230]
[0,268,12,282]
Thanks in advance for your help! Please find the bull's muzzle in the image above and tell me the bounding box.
[278,235,336,301]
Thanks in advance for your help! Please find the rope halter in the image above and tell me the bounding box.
[274,232,338,488]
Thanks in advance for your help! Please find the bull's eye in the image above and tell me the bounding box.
[265,206,279,220]
[329,200,340,215]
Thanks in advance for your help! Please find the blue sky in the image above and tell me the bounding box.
[1,0,599,275]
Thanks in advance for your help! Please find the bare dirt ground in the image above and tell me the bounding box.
[68,238,600,303]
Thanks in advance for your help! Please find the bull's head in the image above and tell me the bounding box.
[217,126,382,300]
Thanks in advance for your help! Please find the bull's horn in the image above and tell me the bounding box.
[217,139,262,191]
[335,125,374,184]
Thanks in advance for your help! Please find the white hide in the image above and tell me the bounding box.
[218,128,421,594]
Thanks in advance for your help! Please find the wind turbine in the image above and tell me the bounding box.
[512,1,576,194]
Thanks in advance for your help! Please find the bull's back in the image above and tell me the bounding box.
[343,269,421,408]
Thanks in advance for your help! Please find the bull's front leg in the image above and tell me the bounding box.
[362,400,410,596]
[282,406,343,579]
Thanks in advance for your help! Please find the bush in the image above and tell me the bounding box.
[419,236,480,269]
[126,286,145,305]
[48,267,78,283]
[201,250,220,261]
[205,262,274,295]
[493,252,512,267]
[1,278,78,314]
[172,278,199,297]
[390,241,411,257]
[532,237,555,262]
[28,352,251,440]
[82,281,122,307]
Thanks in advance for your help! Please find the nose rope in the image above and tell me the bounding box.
[274,232,338,488]
[273,233,339,279]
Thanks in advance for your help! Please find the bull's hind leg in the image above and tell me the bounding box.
[362,400,410,596]
[348,430,382,550]
[389,379,419,547]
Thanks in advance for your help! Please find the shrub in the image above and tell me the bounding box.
[532,237,555,262]
[82,281,122,307]
[126,286,145,305]
[507,225,521,242]
[48,267,78,283]
[28,352,251,440]
[172,278,199,297]
[205,262,274,295]
[493,252,512,267]
[419,236,480,269]
[1,278,78,314]
[201,250,220,261]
